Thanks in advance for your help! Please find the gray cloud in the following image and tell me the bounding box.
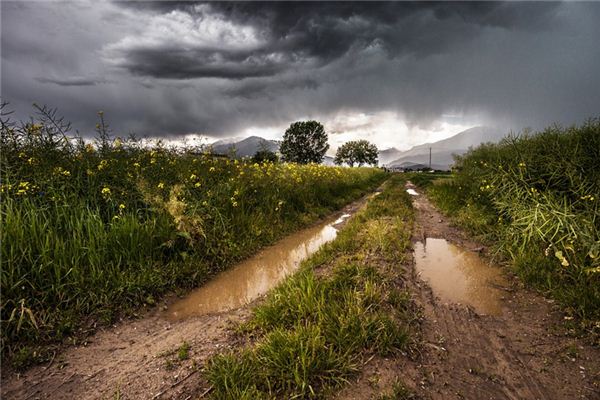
[106,2,563,80]
[35,76,113,86]
[1,1,599,143]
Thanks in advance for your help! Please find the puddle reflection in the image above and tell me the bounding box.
[414,238,506,315]
[166,217,344,320]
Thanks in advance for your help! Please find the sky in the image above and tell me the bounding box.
[2,1,599,152]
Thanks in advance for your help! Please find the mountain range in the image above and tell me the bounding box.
[382,126,503,170]
[210,136,335,165]
[210,126,504,169]
[211,136,280,157]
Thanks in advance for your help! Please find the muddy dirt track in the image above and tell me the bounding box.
[0,193,372,400]
[2,184,599,399]
[336,183,600,400]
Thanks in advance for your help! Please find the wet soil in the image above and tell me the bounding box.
[0,192,372,400]
[166,214,349,320]
[414,238,507,316]
[4,184,599,400]
[335,182,600,400]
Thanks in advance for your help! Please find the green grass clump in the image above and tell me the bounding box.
[206,176,417,399]
[377,379,418,400]
[0,105,388,364]
[411,119,600,340]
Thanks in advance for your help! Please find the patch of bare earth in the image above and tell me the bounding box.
[334,182,600,400]
[1,192,376,400]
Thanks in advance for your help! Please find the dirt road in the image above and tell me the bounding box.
[3,185,599,400]
[336,183,600,399]
[1,193,372,400]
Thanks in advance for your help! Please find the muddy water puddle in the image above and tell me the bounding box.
[166,214,352,320]
[414,238,507,315]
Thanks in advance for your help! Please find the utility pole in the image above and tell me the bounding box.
[429,147,432,169]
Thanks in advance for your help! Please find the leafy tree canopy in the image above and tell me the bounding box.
[334,140,378,167]
[252,149,279,163]
[280,121,329,164]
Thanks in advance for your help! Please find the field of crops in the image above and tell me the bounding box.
[412,119,600,338]
[0,113,387,364]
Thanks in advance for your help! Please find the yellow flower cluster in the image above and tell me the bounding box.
[53,167,71,177]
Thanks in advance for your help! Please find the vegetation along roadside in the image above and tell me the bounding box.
[0,106,387,368]
[410,119,600,343]
[205,175,420,399]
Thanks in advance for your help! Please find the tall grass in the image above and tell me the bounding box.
[413,119,600,340]
[206,176,418,399]
[0,105,388,363]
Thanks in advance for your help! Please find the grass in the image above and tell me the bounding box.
[205,175,419,399]
[409,119,600,343]
[377,379,418,400]
[0,105,388,367]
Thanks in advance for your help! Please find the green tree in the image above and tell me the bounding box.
[280,121,329,164]
[334,140,378,167]
[252,149,279,163]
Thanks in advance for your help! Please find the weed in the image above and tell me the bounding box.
[0,105,388,362]
[377,379,418,400]
[206,176,418,398]
[411,119,600,341]
[178,341,190,361]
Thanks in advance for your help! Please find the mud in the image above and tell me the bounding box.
[0,192,372,400]
[166,214,350,320]
[3,183,599,400]
[335,182,600,400]
[414,238,506,316]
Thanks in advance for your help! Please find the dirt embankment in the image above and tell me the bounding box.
[335,183,600,400]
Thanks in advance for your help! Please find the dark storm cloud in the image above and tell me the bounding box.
[211,1,561,54]
[1,1,599,141]
[35,76,113,87]
[116,48,291,80]
[109,2,562,80]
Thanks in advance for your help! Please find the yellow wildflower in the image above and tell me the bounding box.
[157,182,165,189]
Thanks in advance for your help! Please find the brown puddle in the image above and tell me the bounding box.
[165,214,351,321]
[414,238,506,315]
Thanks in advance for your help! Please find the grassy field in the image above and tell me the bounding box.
[410,119,600,342]
[206,175,419,399]
[0,110,387,366]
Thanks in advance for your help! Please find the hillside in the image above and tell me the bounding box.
[378,147,403,165]
[387,126,503,170]
[210,136,280,157]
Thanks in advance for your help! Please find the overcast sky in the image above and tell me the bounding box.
[2,1,599,151]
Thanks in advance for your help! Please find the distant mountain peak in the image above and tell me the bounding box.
[384,126,504,170]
